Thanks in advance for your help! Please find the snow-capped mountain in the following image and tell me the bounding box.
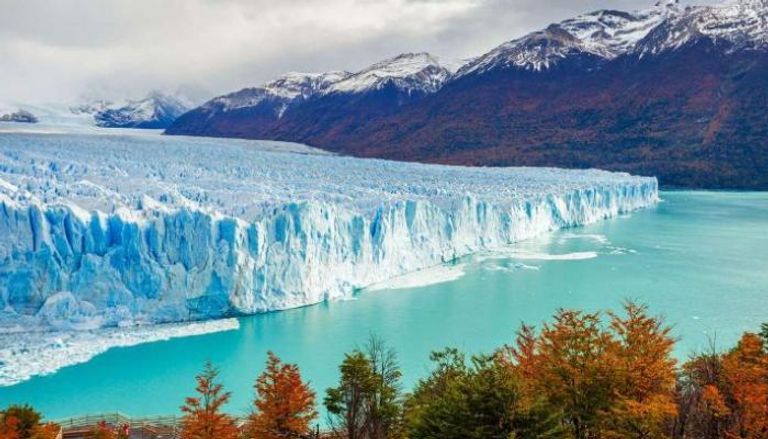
[208,71,351,116]
[193,52,449,119]
[636,0,768,55]
[326,52,450,95]
[457,1,681,75]
[73,92,194,129]
[168,0,768,189]
[165,52,452,137]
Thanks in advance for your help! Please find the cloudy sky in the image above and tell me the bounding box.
[0,0,707,104]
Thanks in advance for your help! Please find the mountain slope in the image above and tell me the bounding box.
[73,92,193,129]
[334,41,768,189]
[167,0,768,189]
[165,53,452,138]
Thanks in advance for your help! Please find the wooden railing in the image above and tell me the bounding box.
[56,413,186,439]
[55,413,332,439]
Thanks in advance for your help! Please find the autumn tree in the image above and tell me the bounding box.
[29,423,62,439]
[0,405,41,439]
[180,361,239,439]
[244,351,317,439]
[520,309,619,439]
[605,302,678,438]
[676,348,728,439]
[505,302,677,439]
[0,415,21,439]
[720,332,768,438]
[676,332,768,439]
[85,421,116,439]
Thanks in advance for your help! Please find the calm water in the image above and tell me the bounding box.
[1,191,767,420]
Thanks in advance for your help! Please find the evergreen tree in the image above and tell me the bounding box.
[405,348,563,439]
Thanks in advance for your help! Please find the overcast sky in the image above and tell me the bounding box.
[0,0,709,104]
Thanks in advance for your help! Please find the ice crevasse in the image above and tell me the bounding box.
[0,131,659,330]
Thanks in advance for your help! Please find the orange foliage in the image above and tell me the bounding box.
[85,421,116,439]
[508,302,677,439]
[678,333,768,438]
[607,302,678,438]
[0,416,21,439]
[244,351,317,439]
[180,361,240,439]
[720,333,768,438]
[29,423,61,439]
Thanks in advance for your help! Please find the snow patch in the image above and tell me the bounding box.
[0,318,239,387]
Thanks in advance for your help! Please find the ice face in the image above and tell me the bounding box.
[0,130,658,330]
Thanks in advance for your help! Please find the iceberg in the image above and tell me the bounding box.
[0,130,659,331]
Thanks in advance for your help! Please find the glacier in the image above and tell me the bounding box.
[0,129,658,334]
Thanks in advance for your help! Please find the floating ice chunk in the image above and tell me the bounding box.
[498,250,600,261]
[366,263,467,291]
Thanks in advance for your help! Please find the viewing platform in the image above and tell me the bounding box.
[56,413,183,439]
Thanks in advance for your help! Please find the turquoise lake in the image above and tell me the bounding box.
[1,191,767,420]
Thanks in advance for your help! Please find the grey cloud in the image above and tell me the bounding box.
[0,0,714,104]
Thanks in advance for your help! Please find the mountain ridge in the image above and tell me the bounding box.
[166,0,768,189]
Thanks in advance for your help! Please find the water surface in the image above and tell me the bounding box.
[2,191,766,420]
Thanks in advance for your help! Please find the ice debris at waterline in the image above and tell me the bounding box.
[0,131,658,332]
[0,318,240,386]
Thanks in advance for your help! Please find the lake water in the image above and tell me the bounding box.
[1,191,766,421]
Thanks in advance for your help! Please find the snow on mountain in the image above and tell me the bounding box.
[72,92,194,129]
[635,0,768,55]
[0,131,658,334]
[188,53,451,123]
[457,0,768,75]
[326,52,451,95]
[206,71,351,117]
[457,1,682,75]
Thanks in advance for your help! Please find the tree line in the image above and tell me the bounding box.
[2,301,767,439]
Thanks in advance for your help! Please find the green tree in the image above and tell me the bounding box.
[365,336,402,439]
[405,348,563,439]
[325,351,378,439]
[324,336,402,439]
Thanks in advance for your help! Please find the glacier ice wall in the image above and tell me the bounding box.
[0,130,658,329]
